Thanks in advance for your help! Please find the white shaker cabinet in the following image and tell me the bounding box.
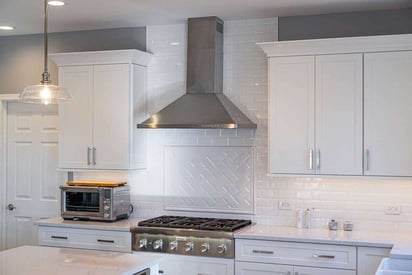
[269,56,315,174]
[235,262,293,275]
[268,54,363,175]
[51,50,151,170]
[364,51,412,176]
[235,239,356,275]
[357,247,391,275]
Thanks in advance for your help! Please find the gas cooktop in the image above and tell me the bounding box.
[133,215,252,258]
[137,215,251,232]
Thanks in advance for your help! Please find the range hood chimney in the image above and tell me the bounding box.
[137,17,257,129]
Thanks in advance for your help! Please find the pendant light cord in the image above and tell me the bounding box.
[42,0,50,84]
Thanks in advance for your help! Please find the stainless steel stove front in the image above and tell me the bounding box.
[132,227,235,258]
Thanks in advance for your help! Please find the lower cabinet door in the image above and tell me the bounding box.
[357,247,391,275]
[236,261,293,275]
[133,253,234,275]
[294,266,356,275]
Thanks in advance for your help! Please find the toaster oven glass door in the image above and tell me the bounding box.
[65,190,101,212]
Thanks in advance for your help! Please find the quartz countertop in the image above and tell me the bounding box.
[0,245,161,275]
[35,217,140,231]
[235,224,412,259]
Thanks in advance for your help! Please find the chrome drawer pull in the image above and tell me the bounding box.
[51,235,68,240]
[92,147,97,165]
[97,239,115,243]
[87,147,91,165]
[309,149,313,170]
[312,254,335,259]
[252,249,274,255]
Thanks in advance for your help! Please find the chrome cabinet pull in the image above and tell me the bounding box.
[309,149,314,170]
[97,239,115,243]
[312,254,335,259]
[51,235,68,240]
[316,149,321,170]
[92,147,96,165]
[252,249,274,255]
[87,147,91,165]
[365,149,370,171]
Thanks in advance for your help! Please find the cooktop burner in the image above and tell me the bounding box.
[138,215,251,232]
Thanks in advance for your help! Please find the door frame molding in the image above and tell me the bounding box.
[0,94,19,250]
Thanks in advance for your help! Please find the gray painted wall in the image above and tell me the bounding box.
[0,27,146,94]
[279,8,412,41]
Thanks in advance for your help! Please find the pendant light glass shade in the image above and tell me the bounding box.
[19,84,71,105]
[19,0,71,105]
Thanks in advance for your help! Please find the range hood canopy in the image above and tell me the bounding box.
[137,16,257,129]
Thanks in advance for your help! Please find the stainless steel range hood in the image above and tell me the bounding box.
[137,17,257,129]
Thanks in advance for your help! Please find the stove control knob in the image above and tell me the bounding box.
[152,239,163,251]
[200,243,210,253]
[184,241,194,252]
[169,240,178,251]
[217,244,227,254]
[138,238,147,249]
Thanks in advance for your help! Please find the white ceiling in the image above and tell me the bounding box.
[1,0,412,36]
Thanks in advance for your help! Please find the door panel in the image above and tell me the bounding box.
[364,51,412,176]
[6,103,64,249]
[236,261,293,275]
[93,64,130,169]
[58,65,93,169]
[294,266,355,275]
[315,54,363,175]
[269,56,315,174]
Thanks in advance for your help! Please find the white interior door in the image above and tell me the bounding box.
[6,102,64,249]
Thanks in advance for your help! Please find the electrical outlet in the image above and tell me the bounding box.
[278,201,293,210]
[385,204,401,215]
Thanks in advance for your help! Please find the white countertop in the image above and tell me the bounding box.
[235,224,412,259]
[35,217,140,232]
[0,245,161,275]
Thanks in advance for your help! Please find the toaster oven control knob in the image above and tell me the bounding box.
[152,239,163,251]
[217,244,227,254]
[103,213,110,218]
[200,243,210,253]
[104,205,110,211]
[169,240,178,251]
[138,238,148,249]
[184,241,194,252]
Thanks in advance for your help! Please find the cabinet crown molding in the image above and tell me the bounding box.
[50,49,153,67]
[258,34,412,57]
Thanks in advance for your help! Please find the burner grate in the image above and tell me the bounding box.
[137,215,183,227]
[200,219,252,231]
[137,215,251,232]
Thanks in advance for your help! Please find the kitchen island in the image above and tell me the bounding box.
[0,245,161,275]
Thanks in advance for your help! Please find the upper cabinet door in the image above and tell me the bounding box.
[58,66,94,169]
[269,56,315,174]
[92,64,131,169]
[364,51,412,176]
[315,54,363,175]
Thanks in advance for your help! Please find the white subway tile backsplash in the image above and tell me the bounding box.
[71,18,412,232]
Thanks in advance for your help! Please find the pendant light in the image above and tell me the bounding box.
[19,0,71,105]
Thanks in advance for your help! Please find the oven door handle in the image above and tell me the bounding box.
[60,186,102,191]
